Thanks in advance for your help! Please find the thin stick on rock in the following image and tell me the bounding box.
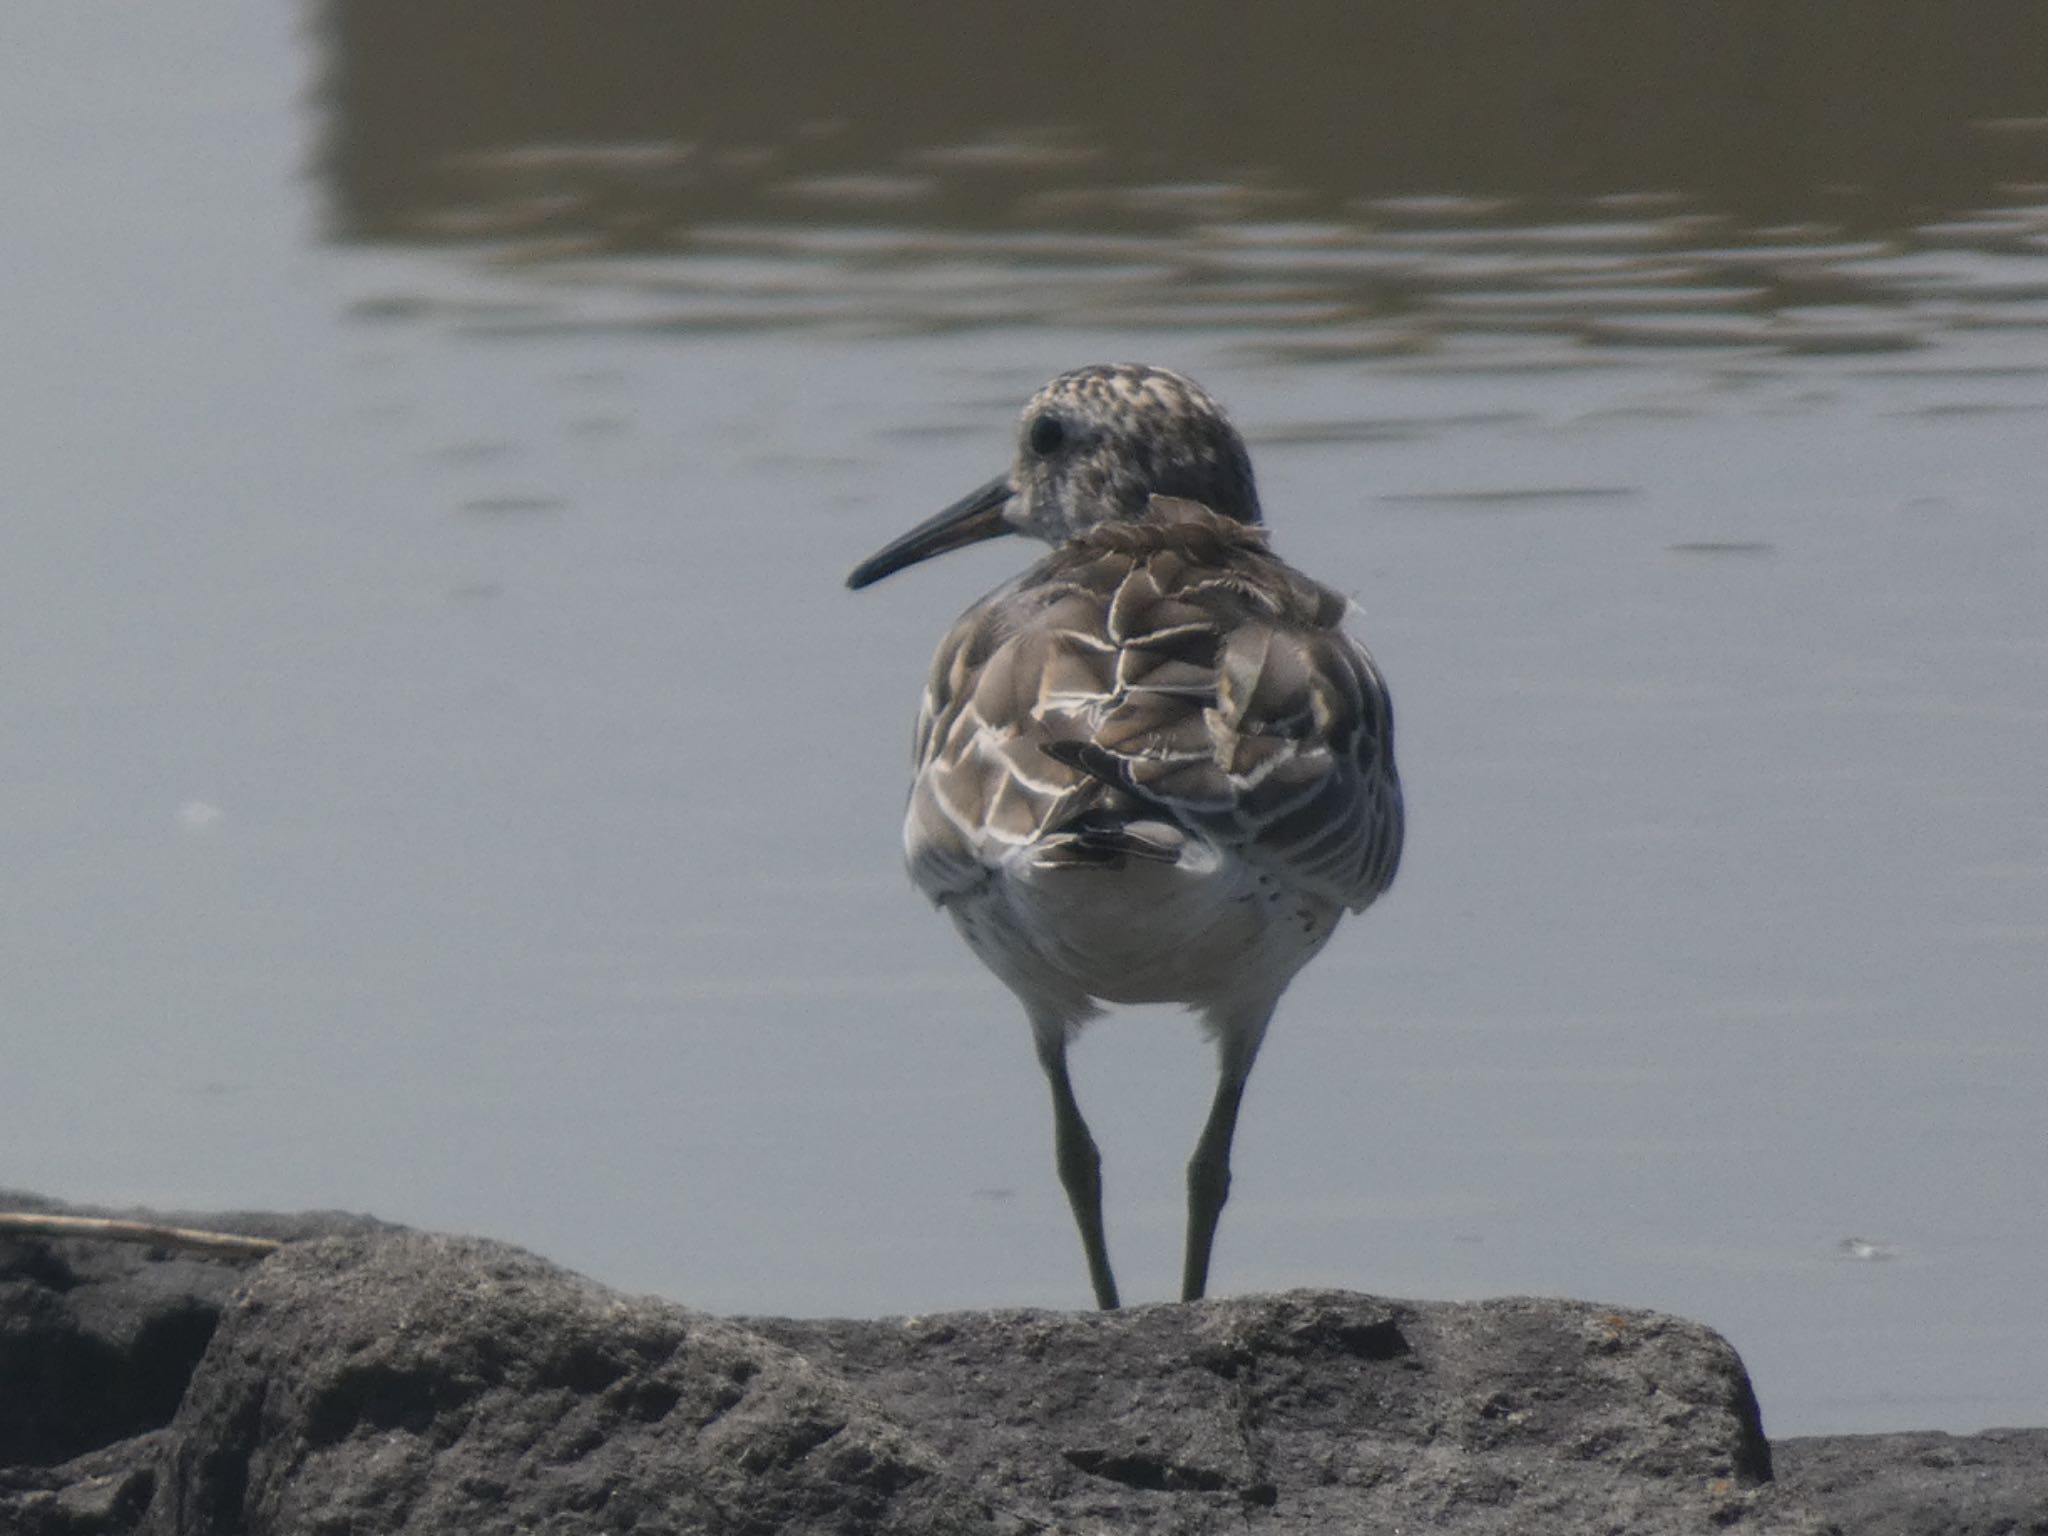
[0,1211,283,1261]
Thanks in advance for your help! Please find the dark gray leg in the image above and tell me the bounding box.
[1035,1033,1120,1310]
[1182,1012,1273,1302]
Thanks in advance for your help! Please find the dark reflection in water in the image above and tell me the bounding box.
[320,1,2048,353]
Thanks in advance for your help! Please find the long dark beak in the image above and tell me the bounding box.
[846,475,1015,591]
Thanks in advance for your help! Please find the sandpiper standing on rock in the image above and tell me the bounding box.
[847,364,1403,1309]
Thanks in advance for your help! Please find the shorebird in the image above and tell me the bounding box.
[847,364,1402,1309]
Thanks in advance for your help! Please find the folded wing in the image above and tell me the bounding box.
[905,499,1403,913]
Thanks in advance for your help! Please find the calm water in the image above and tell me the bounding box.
[4,2,2046,1437]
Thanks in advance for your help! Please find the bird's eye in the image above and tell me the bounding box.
[1027,413,1066,456]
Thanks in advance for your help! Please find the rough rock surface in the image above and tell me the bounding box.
[1772,1430,2048,1536]
[152,1233,996,1535]
[0,1195,392,1535]
[0,1193,2036,1534]
[745,1296,1792,1532]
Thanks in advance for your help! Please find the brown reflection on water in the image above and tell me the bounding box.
[319,1,2048,352]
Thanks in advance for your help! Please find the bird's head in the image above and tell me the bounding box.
[846,364,1261,590]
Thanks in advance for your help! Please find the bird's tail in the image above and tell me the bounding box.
[1032,808,1187,871]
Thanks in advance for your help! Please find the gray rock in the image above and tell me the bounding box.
[1774,1429,2048,1536]
[0,1193,2033,1534]
[747,1294,1797,1532]
[148,1233,997,1535]
[0,1193,382,1472]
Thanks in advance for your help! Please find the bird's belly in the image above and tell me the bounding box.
[946,846,1340,1009]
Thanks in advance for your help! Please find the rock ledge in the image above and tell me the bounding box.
[0,1195,2032,1534]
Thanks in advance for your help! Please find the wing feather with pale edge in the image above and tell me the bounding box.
[903,497,1402,912]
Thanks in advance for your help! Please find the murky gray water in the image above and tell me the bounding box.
[5,2,2046,1437]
